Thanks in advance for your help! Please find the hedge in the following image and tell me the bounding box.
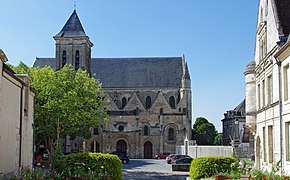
[190,156,238,179]
[62,152,122,180]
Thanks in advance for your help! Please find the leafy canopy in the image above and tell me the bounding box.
[192,117,217,145]
[10,63,108,147]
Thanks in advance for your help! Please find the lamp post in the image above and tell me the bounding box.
[234,119,240,159]
[184,135,188,155]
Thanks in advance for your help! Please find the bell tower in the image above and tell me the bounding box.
[54,10,93,73]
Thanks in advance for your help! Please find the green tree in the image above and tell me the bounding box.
[192,117,217,145]
[214,133,222,145]
[8,61,30,74]
[11,63,108,153]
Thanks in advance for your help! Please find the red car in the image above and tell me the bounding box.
[154,152,171,159]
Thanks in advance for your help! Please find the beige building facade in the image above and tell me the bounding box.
[245,0,290,175]
[0,50,35,177]
[33,10,192,158]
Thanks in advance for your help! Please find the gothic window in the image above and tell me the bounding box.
[62,50,66,67]
[122,97,127,109]
[144,126,149,136]
[93,128,99,135]
[168,128,174,141]
[118,125,124,131]
[75,50,80,70]
[145,96,151,109]
[169,96,175,108]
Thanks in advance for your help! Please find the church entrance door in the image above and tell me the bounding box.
[144,141,153,159]
[116,140,127,153]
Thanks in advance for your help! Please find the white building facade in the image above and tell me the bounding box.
[0,50,35,177]
[245,0,290,175]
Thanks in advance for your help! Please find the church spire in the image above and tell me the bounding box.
[54,10,86,38]
[53,10,93,73]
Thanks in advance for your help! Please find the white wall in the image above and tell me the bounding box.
[0,73,22,176]
[177,145,233,158]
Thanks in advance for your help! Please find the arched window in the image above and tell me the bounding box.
[90,141,100,153]
[122,97,127,109]
[93,128,99,135]
[144,126,149,136]
[145,96,151,109]
[62,50,66,67]
[169,96,175,108]
[168,128,174,141]
[75,50,80,70]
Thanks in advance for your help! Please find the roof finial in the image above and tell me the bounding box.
[74,0,77,10]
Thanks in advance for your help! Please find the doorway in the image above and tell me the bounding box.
[116,140,127,153]
[144,141,153,159]
[90,141,100,152]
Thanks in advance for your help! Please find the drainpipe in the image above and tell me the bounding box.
[19,85,23,170]
[275,57,283,175]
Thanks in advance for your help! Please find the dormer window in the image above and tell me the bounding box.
[75,50,80,70]
[169,96,175,108]
[145,96,151,109]
[122,97,127,109]
[62,50,66,67]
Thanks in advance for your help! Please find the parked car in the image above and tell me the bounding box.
[173,157,193,164]
[169,154,191,164]
[166,154,175,162]
[154,152,171,159]
[110,151,130,164]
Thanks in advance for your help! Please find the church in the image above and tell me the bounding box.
[33,10,192,158]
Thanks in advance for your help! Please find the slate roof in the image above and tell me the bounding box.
[54,10,86,38]
[33,58,56,68]
[33,57,185,88]
[274,0,290,36]
[233,99,245,112]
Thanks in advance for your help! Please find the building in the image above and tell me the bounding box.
[33,10,192,158]
[244,0,290,175]
[221,100,253,158]
[0,50,35,177]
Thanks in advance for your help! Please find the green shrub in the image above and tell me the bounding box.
[63,152,122,180]
[190,156,238,179]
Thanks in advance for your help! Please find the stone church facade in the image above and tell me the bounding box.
[33,10,192,158]
[244,0,290,175]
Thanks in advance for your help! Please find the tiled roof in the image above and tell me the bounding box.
[33,57,185,88]
[54,10,86,38]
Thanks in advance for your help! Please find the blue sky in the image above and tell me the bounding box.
[0,1,258,131]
